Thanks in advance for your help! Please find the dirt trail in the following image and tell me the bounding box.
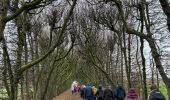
[52,90,82,100]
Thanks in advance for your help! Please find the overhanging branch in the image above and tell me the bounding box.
[3,0,44,22]
[18,0,78,74]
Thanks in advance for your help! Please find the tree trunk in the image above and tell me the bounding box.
[0,0,8,42]
[122,31,131,89]
[156,68,159,87]
[24,29,30,100]
[159,0,170,32]
[128,34,131,88]
[140,38,148,100]
[115,45,119,83]
[118,33,124,85]
[2,43,10,97]
[10,77,19,100]
[0,20,5,41]
[20,77,24,100]
[120,46,124,85]
[150,56,154,84]
[135,36,143,99]
[2,39,15,99]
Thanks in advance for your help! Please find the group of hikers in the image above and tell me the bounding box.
[71,81,166,100]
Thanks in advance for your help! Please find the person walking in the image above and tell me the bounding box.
[80,85,86,100]
[148,84,166,100]
[115,84,126,100]
[126,88,138,100]
[85,84,94,100]
[71,81,77,94]
[75,85,80,93]
[92,85,98,100]
[95,85,104,100]
[103,85,115,100]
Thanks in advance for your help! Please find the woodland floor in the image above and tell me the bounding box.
[53,90,82,100]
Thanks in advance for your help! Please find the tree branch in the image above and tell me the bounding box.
[159,0,170,31]
[18,0,78,74]
[3,0,44,22]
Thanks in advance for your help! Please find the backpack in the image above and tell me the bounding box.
[105,89,113,97]
[98,90,104,98]
[85,86,93,97]
[116,88,125,99]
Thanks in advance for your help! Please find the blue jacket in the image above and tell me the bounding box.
[115,85,126,99]
[85,86,93,98]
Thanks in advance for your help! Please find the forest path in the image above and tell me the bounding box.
[52,90,82,100]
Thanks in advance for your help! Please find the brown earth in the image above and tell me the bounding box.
[52,90,82,100]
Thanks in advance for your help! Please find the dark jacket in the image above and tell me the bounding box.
[96,86,104,100]
[103,88,114,100]
[80,88,86,98]
[149,89,166,100]
[115,85,126,100]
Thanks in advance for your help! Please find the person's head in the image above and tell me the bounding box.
[128,88,136,93]
[73,80,76,84]
[117,84,123,89]
[106,85,112,89]
[82,85,86,89]
[87,83,92,87]
[150,84,158,91]
[117,83,122,86]
[98,85,102,90]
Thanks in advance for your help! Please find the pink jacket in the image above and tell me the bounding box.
[127,90,138,100]
[75,86,80,91]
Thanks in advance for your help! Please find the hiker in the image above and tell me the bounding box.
[95,85,104,100]
[71,81,78,94]
[75,85,80,93]
[126,88,138,100]
[103,85,115,100]
[80,85,86,100]
[84,84,94,100]
[92,85,98,100]
[148,84,166,100]
[115,84,126,100]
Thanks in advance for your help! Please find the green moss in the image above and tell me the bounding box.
[159,85,168,100]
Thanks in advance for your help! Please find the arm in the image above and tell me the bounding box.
[111,90,114,99]
[95,91,98,96]
[84,89,87,98]
[124,90,126,98]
